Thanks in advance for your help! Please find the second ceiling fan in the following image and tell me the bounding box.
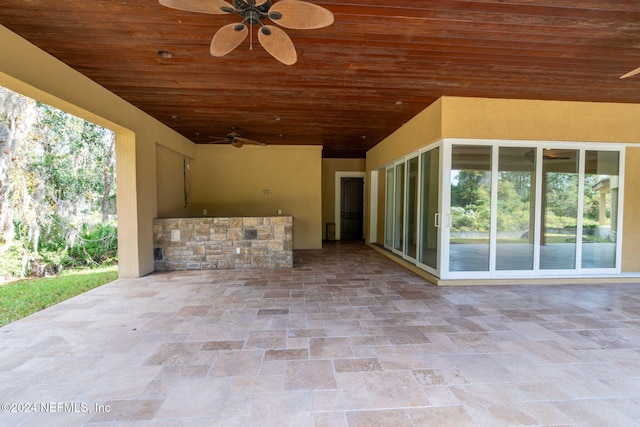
[159,0,334,65]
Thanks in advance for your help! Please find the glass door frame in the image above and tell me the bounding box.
[382,143,443,276]
[403,153,420,263]
[440,139,625,280]
[415,143,443,277]
[391,159,406,256]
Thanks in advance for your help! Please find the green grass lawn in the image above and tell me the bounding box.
[0,266,118,327]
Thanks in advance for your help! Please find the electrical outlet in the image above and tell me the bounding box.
[277,209,282,215]
[235,247,241,254]
[203,209,207,215]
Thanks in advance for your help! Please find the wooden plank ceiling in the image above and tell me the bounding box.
[1,0,640,158]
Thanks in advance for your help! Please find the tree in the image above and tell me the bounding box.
[451,170,491,232]
[0,86,116,278]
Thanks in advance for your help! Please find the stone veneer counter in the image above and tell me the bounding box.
[153,216,293,270]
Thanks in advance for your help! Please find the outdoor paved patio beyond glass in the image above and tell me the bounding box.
[1,241,640,426]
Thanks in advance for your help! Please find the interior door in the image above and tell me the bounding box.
[340,177,364,240]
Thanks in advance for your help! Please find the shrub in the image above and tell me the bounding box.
[65,223,117,267]
[0,245,29,278]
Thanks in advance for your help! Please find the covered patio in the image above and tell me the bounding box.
[1,242,639,426]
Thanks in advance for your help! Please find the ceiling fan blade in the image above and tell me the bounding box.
[258,25,297,65]
[210,23,248,57]
[159,0,234,14]
[268,0,334,30]
[235,136,267,146]
[253,0,269,5]
[620,66,640,79]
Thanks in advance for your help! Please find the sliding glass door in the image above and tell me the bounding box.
[418,147,440,273]
[405,156,419,260]
[381,140,622,280]
[393,162,405,253]
[496,147,536,271]
[449,145,492,272]
[383,146,441,274]
[540,149,579,270]
[442,142,622,279]
[384,167,394,248]
[581,150,619,269]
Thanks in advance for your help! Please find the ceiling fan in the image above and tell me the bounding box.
[209,130,267,148]
[620,66,640,79]
[158,0,334,65]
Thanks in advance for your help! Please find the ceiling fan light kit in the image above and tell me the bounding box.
[159,0,334,65]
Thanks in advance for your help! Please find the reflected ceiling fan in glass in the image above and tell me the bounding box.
[158,0,334,65]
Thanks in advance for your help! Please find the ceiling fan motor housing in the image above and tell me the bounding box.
[232,0,273,25]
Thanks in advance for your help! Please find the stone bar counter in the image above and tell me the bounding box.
[153,216,293,270]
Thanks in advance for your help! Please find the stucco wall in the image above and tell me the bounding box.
[366,98,443,172]
[441,96,640,143]
[366,96,640,273]
[190,144,322,250]
[1,25,195,277]
[0,24,324,272]
[156,145,193,219]
[622,147,640,273]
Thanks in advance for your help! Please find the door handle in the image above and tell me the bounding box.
[434,213,440,228]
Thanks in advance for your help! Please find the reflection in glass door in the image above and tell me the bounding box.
[380,140,622,280]
[393,162,405,252]
[384,167,394,248]
[419,147,440,272]
[582,151,619,269]
[449,145,492,272]
[540,149,579,270]
[405,156,419,260]
[496,147,536,271]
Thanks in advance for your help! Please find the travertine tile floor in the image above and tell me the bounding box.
[1,241,640,426]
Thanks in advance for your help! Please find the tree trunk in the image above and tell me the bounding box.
[102,132,115,224]
[0,121,15,249]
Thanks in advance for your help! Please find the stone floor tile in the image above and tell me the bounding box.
[154,377,230,419]
[284,360,337,391]
[312,387,373,412]
[0,242,639,426]
[361,370,430,408]
[208,350,264,377]
[313,410,348,427]
[406,405,478,426]
[450,384,539,426]
[346,409,413,427]
[249,392,314,427]
[309,337,354,358]
[245,330,287,349]
[553,398,640,426]
[89,399,164,423]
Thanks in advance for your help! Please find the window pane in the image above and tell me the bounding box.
[540,149,579,270]
[449,145,492,272]
[405,157,419,258]
[393,163,405,251]
[496,147,535,270]
[385,167,394,247]
[419,148,440,269]
[582,151,619,268]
